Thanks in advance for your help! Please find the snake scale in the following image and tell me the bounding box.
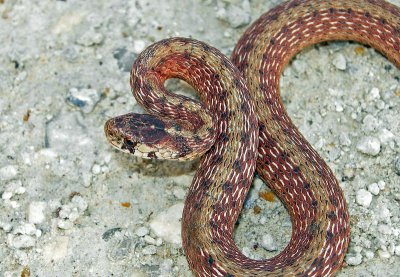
[104,0,400,276]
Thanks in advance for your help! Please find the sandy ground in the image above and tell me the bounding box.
[1,0,399,276]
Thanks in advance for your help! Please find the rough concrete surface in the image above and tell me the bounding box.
[1,0,400,276]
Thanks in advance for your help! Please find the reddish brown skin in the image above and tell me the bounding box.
[105,0,400,276]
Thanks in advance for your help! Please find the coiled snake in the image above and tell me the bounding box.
[104,0,400,276]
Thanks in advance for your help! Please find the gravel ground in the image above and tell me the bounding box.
[1,0,400,276]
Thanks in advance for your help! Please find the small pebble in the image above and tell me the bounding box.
[0,165,18,181]
[378,128,394,143]
[332,53,347,70]
[362,114,379,132]
[395,245,400,256]
[216,1,251,28]
[77,30,104,46]
[135,226,149,237]
[66,87,101,113]
[133,40,146,54]
[92,164,101,175]
[261,234,278,251]
[57,219,74,230]
[346,252,362,266]
[364,250,374,259]
[394,156,400,175]
[356,189,372,207]
[142,245,157,255]
[28,202,46,224]
[366,87,381,101]
[144,235,156,245]
[378,250,391,259]
[356,136,381,156]
[377,180,386,190]
[8,234,36,249]
[367,183,380,196]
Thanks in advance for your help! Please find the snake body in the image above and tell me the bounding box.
[105,0,400,276]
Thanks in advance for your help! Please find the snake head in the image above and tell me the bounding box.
[104,113,194,160]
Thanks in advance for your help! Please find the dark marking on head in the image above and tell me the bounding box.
[122,139,137,153]
[365,12,371,17]
[175,135,192,157]
[147,151,157,159]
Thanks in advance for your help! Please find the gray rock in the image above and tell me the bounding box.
[394,156,400,175]
[332,53,347,70]
[66,87,101,113]
[356,189,373,207]
[356,136,381,156]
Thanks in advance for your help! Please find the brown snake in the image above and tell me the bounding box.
[104,0,400,276]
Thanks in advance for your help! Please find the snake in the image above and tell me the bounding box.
[104,0,400,276]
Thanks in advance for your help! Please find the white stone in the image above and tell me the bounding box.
[66,87,101,113]
[378,206,391,223]
[346,252,362,266]
[13,223,37,236]
[378,224,392,235]
[364,250,374,259]
[332,53,347,70]
[14,187,26,194]
[149,203,184,245]
[377,180,386,190]
[142,245,157,255]
[133,40,146,54]
[71,195,88,212]
[28,202,47,224]
[395,245,400,256]
[92,164,101,175]
[43,236,69,262]
[378,128,394,143]
[77,30,104,46]
[0,165,18,181]
[2,191,13,200]
[135,226,149,237]
[216,1,251,28]
[144,235,156,245]
[8,234,36,249]
[356,136,381,156]
[367,183,380,196]
[0,221,12,232]
[378,250,391,259]
[366,87,380,101]
[261,234,278,251]
[356,189,372,207]
[57,219,74,230]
